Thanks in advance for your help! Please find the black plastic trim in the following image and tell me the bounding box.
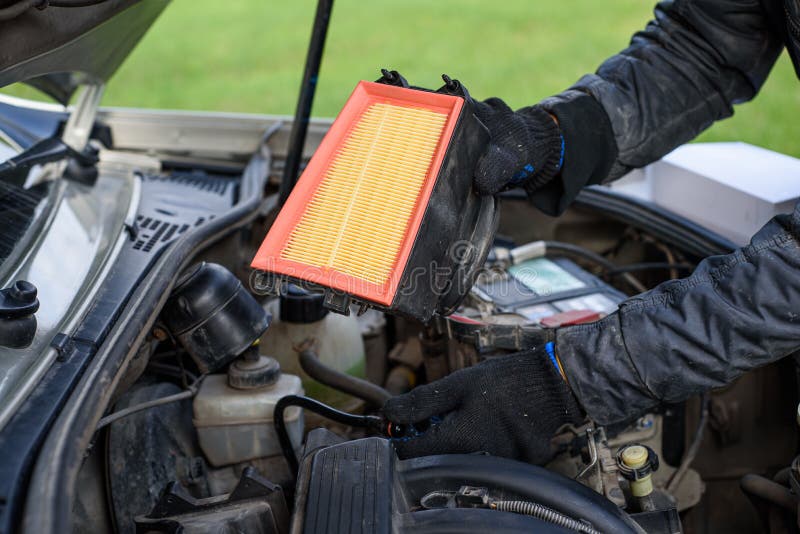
[18,165,266,533]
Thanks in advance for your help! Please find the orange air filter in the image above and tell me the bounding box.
[252,73,498,321]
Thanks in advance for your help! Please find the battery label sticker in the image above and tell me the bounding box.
[516,303,559,322]
[553,293,618,314]
[509,258,586,296]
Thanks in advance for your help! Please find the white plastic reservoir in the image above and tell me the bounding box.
[193,372,303,467]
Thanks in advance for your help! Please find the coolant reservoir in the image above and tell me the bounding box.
[261,285,365,408]
[193,358,303,467]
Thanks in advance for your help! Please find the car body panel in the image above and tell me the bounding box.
[0,165,139,431]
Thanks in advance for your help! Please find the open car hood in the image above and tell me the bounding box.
[0,0,168,104]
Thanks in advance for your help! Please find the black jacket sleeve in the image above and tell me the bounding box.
[556,203,800,425]
[533,0,784,215]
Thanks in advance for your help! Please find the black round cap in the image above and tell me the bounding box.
[161,263,271,373]
[279,284,328,324]
[228,355,281,389]
[0,280,39,319]
[163,263,240,335]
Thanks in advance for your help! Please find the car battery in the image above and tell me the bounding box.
[472,256,625,326]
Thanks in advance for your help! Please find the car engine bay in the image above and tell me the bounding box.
[0,3,798,533]
[69,140,798,534]
[0,100,795,534]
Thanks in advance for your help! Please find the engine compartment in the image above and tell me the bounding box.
[1,99,793,534]
[72,162,797,533]
[1,0,798,529]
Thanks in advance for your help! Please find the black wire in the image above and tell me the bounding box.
[146,362,198,387]
[544,241,619,271]
[574,186,736,257]
[274,394,383,474]
[606,262,695,277]
[176,352,190,390]
[544,241,648,293]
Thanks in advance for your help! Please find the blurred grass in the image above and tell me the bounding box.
[5,0,800,156]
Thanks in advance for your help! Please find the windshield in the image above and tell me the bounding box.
[0,178,53,271]
[0,133,54,273]
[0,81,100,275]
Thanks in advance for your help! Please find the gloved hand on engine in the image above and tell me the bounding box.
[382,344,584,465]
[472,98,564,196]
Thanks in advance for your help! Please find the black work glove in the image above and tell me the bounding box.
[383,347,584,464]
[472,98,564,196]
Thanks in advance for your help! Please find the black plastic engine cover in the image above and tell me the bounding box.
[293,433,641,534]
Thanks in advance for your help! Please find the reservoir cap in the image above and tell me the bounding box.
[280,284,328,324]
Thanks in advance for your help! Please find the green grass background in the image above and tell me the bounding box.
[6,0,800,156]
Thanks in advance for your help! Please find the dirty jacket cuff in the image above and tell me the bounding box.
[555,312,657,426]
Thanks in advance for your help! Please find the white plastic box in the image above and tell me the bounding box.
[610,143,800,245]
[193,373,304,467]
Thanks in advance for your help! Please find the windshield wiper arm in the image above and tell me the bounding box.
[0,137,98,186]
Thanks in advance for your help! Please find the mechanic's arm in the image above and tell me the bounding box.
[559,202,800,424]
[385,208,800,458]
[516,0,794,425]
[476,0,784,215]
[385,0,792,462]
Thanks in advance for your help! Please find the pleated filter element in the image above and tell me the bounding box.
[280,103,448,286]
[253,78,496,320]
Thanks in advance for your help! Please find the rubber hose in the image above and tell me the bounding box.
[740,474,798,512]
[274,394,383,474]
[297,345,391,408]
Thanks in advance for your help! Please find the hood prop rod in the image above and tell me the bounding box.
[278,0,335,206]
